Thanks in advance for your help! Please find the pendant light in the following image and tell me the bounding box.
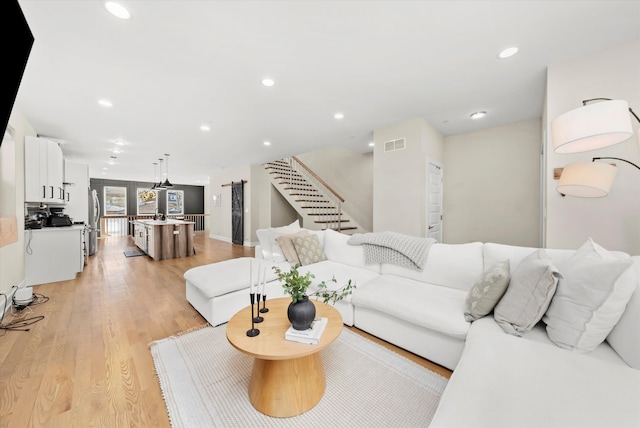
[161,153,174,188]
[156,158,166,190]
[150,162,158,190]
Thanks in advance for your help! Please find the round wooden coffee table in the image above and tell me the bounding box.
[226,297,343,418]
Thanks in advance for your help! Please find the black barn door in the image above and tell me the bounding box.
[231,181,244,245]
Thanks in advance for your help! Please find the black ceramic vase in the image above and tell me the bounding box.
[287,296,316,331]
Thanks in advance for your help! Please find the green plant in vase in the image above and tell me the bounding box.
[273,264,355,330]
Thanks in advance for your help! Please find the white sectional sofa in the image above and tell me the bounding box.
[184,225,640,427]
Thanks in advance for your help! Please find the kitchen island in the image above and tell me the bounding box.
[132,219,195,261]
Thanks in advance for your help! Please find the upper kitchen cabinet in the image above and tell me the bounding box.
[25,136,65,203]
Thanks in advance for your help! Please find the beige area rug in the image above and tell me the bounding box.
[149,324,448,428]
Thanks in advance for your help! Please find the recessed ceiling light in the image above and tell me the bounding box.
[470,111,487,120]
[263,141,271,146]
[334,112,344,119]
[200,125,210,132]
[368,142,375,147]
[111,148,121,154]
[104,1,131,19]
[498,47,519,59]
[114,139,125,146]
[261,78,275,87]
[102,167,108,170]
[98,99,113,107]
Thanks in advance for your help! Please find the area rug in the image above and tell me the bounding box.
[123,248,146,257]
[149,324,448,428]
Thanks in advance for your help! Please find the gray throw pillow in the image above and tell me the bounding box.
[464,260,510,322]
[494,249,562,336]
[292,235,327,266]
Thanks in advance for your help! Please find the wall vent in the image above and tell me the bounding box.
[384,138,406,152]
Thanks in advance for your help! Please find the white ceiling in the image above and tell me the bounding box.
[14,0,640,186]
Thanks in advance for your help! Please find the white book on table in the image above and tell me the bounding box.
[285,317,328,345]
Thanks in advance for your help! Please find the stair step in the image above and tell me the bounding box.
[307,213,342,216]
[301,205,333,209]
[330,226,357,231]
[314,219,350,223]
[288,189,318,193]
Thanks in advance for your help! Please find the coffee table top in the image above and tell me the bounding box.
[226,297,343,360]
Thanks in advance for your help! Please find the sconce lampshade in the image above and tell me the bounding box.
[551,100,633,153]
[557,162,618,198]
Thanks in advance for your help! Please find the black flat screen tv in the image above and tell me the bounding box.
[1,0,34,146]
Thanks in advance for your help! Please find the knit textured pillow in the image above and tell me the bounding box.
[276,230,310,265]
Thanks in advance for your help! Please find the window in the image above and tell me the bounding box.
[137,188,157,215]
[166,189,184,215]
[104,186,127,216]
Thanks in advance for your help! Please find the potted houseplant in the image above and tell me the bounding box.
[273,264,355,331]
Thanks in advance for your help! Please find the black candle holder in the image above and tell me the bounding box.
[260,293,269,313]
[253,293,264,323]
[246,293,260,337]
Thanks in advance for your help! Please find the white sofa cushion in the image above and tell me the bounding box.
[483,242,574,275]
[464,260,510,322]
[351,275,470,340]
[296,260,379,301]
[430,316,640,428]
[494,248,561,336]
[606,256,640,369]
[543,238,636,353]
[323,229,380,273]
[381,242,484,292]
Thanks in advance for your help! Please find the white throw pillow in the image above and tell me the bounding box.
[543,238,636,353]
[464,260,510,322]
[494,249,561,336]
[256,229,273,260]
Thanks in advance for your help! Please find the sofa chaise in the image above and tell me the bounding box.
[184,223,640,427]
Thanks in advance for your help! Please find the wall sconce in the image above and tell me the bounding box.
[551,98,640,197]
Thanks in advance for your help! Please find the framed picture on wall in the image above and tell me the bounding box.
[103,186,127,216]
[166,189,184,215]
[137,188,157,215]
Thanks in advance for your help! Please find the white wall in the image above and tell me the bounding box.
[443,119,541,246]
[373,117,444,236]
[1,109,36,295]
[545,40,640,255]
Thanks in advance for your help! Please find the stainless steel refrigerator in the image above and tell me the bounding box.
[87,189,100,256]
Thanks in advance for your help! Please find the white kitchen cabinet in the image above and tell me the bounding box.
[63,161,89,224]
[25,136,65,203]
[24,226,85,286]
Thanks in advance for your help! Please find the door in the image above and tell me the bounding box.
[231,181,244,245]
[427,160,443,242]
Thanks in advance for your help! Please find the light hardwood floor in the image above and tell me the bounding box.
[0,231,451,427]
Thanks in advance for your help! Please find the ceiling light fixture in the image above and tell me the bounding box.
[368,142,375,147]
[114,139,125,146]
[151,162,159,190]
[498,47,519,59]
[470,111,486,120]
[334,112,344,119]
[98,99,113,107]
[161,154,174,188]
[104,1,131,19]
[108,155,117,165]
[262,78,275,87]
[552,98,639,198]
[200,124,210,132]
[263,141,271,146]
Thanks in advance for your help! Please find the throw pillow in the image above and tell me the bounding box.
[292,235,327,266]
[543,238,636,353]
[494,249,562,336]
[276,230,310,265]
[268,220,301,263]
[464,260,511,322]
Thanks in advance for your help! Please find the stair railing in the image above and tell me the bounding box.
[285,156,345,232]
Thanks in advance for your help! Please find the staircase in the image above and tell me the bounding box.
[264,157,364,234]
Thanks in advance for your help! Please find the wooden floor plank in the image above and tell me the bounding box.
[0,231,451,426]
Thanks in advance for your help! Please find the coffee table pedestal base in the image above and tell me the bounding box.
[249,353,326,417]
